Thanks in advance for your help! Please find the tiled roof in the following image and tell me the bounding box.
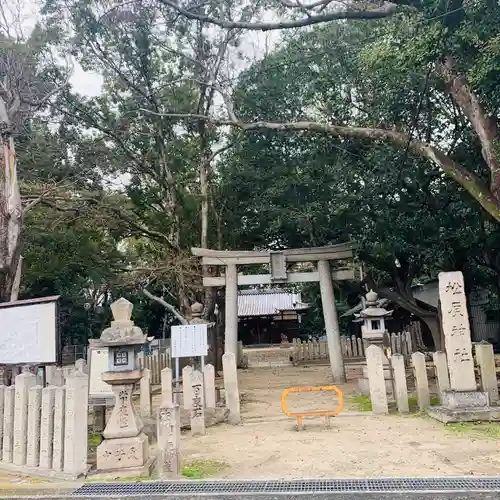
[238,290,309,317]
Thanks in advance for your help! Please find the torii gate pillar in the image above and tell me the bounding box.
[225,263,238,356]
[318,260,345,383]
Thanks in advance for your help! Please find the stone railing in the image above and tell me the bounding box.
[291,332,414,364]
[0,370,89,480]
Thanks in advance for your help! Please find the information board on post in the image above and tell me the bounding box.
[171,324,208,359]
[171,324,208,402]
[0,296,61,365]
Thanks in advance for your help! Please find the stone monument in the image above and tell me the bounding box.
[428,271,500,423]
[89,298,154,476]
[355,290,394,395]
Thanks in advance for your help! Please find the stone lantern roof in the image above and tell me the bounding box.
[354,290,393,321]
[89,297,152,347]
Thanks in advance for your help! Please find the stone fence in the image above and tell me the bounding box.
[291,332,414,364]
[0,370,89,480]
[365,342,499,416]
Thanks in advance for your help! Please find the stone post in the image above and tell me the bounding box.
[26,386,42,467]
[140,368,152,416]
[223,353,241,424]
[161,367,173,405]
[365,345,388,415]
[0,385,4,459]
[412,352,430,411]
[156,403,181,478]
[190,369,205,436]
[432,351,450,398]
[203,364,216,409]
[182,365,193,410]
[64,372,89,477]
[2,385,15,462]
[391,354,409,413]
[318,259,345,383]
[13,370,37,465]
[225,263,238,356]
[52,386,65,471]
[439,271,476,391]
[39,386,56,469]
[475,342,499,404]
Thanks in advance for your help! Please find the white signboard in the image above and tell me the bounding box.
[0,297,60,364]
[171,324,208,358]
[88,347,114,399]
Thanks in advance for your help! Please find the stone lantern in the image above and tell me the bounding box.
[355,290,393,349]
[354,290,393,395]
[89,298,154,475]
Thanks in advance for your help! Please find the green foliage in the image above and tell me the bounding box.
[219,14,500,328]
[182,460,228,479]
[445,422,500,439]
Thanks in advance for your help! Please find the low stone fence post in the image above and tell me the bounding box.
[475,342,499,404]
[0,371,88,480]
[203,364,216,409]
[156,403,181,479]
[190,369,205,436]
[365,345,388,415]
[391,354,409,413]
[412,352,430,411]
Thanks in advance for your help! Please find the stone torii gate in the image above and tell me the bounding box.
[192,243,358,383]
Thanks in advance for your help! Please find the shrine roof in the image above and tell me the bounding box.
[238,289,309,317]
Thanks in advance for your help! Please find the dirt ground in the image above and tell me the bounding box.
[180,347,500,479]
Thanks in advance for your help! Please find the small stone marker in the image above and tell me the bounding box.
[64,372,88,477]
[13,370,37,465]
[156,403,181,478]
[432,351,450,398]
[161,367,173,405]
[2,385,15,462]
[26,385,42,467]
[39,386,56,469]
[365,345,388,415]
[140,368,152,416]
[391,354,409,413]
[182,365,193,410]
[438,271,476,391]
[412,352,430,411]
[475,342,499,404]
[203,364,216,409]
[223,352,241,424]
[190,369,205,436]
[52,386,65,471]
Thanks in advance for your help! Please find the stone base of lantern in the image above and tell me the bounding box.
[96,432,153,475]
[428,390,500,423]
[91,457,156,480]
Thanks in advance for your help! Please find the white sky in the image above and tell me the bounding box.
[17,0,278,99]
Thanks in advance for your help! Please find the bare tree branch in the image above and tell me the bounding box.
[143,288,189,324]
[159,0,400,31]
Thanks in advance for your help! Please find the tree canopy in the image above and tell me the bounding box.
[1,0,499,348]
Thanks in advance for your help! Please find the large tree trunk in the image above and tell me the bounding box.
[0,130,22,303]
[420,313,442,351]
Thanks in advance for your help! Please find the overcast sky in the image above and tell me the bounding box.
[17,0,279,99]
